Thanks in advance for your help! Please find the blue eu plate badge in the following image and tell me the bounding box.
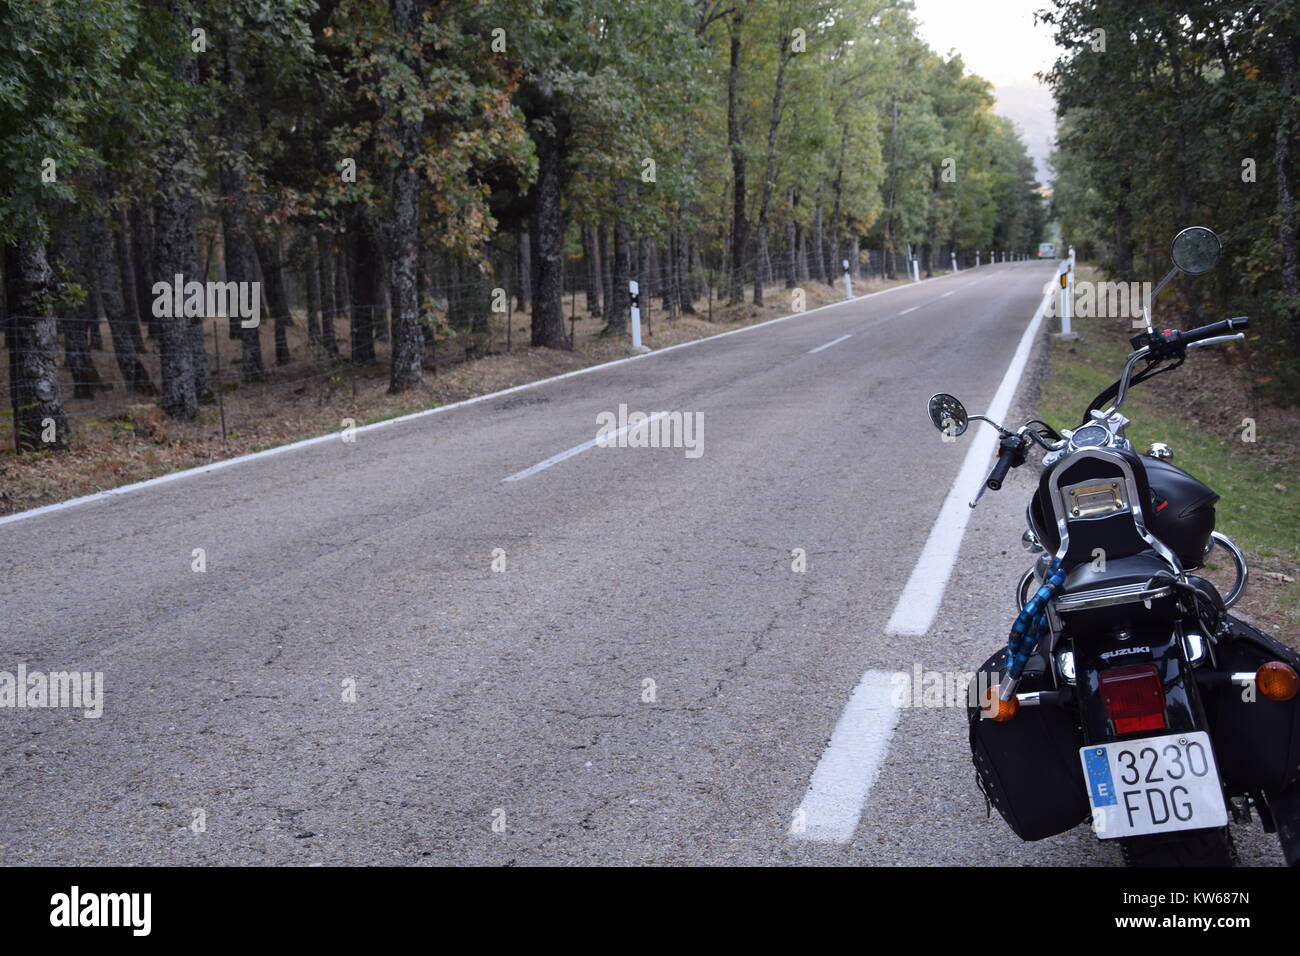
[1083,746,1117,807]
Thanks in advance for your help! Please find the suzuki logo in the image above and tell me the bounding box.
[1100,646,1151,661]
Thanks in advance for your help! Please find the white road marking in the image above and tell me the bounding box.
[884,281,1055,636]
[788,279,1054,846]
[808,334,852,354]
[790,670,907,843]
[501,412,669,482]
[899,306,920,315]
[940,291,954,298]
[0,269,981,528]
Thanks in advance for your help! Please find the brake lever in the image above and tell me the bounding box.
[1186,333,1245,350]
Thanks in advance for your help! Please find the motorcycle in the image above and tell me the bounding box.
[929,226,1300,866]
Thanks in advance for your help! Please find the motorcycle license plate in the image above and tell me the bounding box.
[1079,732,1228,839]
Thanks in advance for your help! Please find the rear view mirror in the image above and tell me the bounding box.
[928,393,968,436]
[1170,226,1221,276]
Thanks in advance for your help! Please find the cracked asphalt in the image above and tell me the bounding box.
[0,260,1285,865]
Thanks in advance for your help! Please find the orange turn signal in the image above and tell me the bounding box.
[1257,662,1299,702]
[981,694,1019,722]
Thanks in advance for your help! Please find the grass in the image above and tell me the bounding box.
[1036,287,1300,643]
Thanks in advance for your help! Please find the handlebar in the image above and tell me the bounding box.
[1137,316,1249,356]
[985,434,1027,491]
[986,447,1016,491]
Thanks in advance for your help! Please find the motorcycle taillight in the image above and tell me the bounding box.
[1099,663,1167,734]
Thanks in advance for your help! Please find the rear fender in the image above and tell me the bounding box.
[1070,622,1207,745]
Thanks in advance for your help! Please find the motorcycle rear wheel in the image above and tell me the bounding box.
[1119,826,1237,867]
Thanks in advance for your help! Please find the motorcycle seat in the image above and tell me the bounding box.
[1057,550,1175,597]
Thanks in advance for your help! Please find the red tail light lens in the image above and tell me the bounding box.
[1099,663,1167,734]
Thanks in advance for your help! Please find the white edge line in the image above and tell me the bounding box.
[883,279,1055,636]
[790,669,907,843]
[501,411,669,482]
[807,334,852,354]
[0,268,978,528]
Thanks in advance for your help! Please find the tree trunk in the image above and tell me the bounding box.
[583,225,602,317]
[129,202,158,340]
[527,81,569,349]
[255,228,292,366]
[607,183,632,334]
[5,240,69,451]
[218,26,266,383]
[726,11,747,305]
[785,189,798,289]
[676,221,695,314]
[754,36,792,306]
[517,228,532,310]
[317,234,338,356]
[304,237,322,344]
[90,216,155,394]
[811,202,826,282]
[883,91,900,280]
[351,219,378,364]
[153,7,201,419]
[113,207,144,348]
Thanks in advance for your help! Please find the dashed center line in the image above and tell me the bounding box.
[898,306,920,315]
[808,334,852,354]
[501,412,669,482]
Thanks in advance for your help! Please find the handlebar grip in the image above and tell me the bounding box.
[986,446,1016,491]
[1181,316,1248,344]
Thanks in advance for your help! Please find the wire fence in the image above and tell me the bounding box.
[2,246,1035,449]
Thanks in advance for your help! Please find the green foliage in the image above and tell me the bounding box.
[0,0,137,242]
[1044,0,1300,402]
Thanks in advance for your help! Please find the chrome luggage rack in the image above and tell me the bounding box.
[1052,580,1175,614]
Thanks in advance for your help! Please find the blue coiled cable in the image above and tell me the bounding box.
[1004,559,1066,681]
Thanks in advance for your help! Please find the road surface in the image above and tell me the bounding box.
[1,261,1284,865]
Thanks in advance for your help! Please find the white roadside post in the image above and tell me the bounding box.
[842,259,852,298]
[1053,254,1078,341]
[976,251,981,267]
[950,250,958,273]
[628,279,650,354]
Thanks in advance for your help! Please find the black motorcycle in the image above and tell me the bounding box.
[930,226,1300,866]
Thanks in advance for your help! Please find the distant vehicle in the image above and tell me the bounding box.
[1037,242,1056,259]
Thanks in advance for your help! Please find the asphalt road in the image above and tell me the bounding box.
[0,261,1285,865]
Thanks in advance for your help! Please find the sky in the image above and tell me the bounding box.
[910,0,1063,185]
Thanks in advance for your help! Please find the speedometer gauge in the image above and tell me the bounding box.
[1070,423,1110,449]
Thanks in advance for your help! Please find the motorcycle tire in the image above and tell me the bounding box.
[1119,826,1237,867]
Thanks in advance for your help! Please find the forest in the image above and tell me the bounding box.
[1,0,1048,454]
[1047,0,1300,401]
